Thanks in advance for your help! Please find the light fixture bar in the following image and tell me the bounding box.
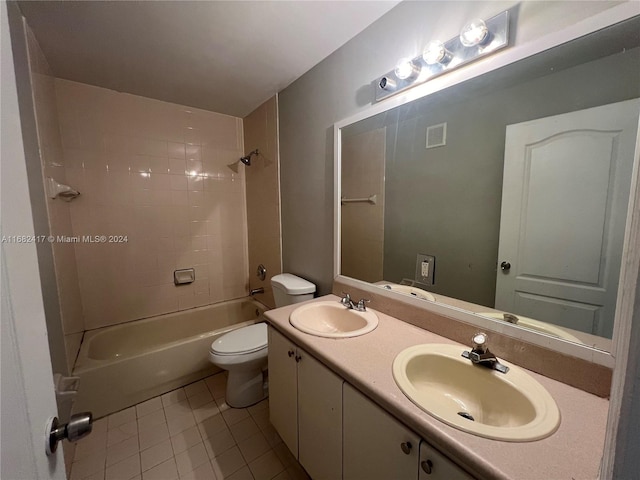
[374,10,510,102]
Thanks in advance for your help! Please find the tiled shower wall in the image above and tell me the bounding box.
[243,96,282,309]
[25,25,84,372]
[55,79,249,330]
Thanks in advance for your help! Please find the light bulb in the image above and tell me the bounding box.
[423,41,450,65]
[394,57,420,80]
[460,18,489,47]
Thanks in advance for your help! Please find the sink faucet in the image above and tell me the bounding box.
[339,293,370,312]
[462,333,509,374]
[503,313,519,324]
[340,293,356,309]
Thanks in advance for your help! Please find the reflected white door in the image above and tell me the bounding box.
[495,99,639,337]
[1,2,64,476]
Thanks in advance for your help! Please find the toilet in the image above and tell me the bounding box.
[209,273,316,408]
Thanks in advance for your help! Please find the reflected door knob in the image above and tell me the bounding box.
[500,261,511,271]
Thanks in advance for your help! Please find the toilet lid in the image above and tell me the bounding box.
[211,323,267,355]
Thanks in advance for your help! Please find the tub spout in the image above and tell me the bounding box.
[250,287,264,296]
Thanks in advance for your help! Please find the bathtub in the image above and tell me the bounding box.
[73,298,266,418]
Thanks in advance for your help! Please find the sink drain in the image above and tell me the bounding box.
[457,412,475,421]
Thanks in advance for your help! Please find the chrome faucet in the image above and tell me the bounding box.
[354,298,370,312]
[250,287,264,296]
[340,293,356,309]
[340,293,370,312]
[462,333,509,374]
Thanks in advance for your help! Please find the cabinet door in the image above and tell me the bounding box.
[268,327,298,457]
[298,351,343,480]
[344,383,420,480]
[419,441,475,480]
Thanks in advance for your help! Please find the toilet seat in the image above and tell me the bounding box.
[210,323,267,356]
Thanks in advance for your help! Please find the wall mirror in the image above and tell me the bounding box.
[335,14,640,360]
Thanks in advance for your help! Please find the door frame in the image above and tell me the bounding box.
[1,1,65,478]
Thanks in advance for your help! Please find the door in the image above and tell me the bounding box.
[343,383,420,480]
[495,99,639,337]
[1,1,65,477]
[267,327,299,457]
[298,352,343,480]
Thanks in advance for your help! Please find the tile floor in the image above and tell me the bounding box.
[69,373,310,480]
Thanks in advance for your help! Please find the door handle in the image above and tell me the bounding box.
[500,261,511,271]
[46,412,93,455]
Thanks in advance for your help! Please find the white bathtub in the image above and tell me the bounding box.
[73,298,266,418]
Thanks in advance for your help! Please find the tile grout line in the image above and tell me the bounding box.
[70,373,300,480]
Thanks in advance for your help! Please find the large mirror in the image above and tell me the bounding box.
[338,16,640,354]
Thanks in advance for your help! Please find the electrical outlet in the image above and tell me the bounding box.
[415,254,435,285]
[421,261,430,277]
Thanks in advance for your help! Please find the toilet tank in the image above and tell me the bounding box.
[271,273,316,307]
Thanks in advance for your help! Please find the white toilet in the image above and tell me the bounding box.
[209,273,316,408]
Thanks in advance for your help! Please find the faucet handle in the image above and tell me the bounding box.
[472,332,488,352]
[355,298,370,311]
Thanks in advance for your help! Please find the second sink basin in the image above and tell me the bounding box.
[479,312,583,344]
[380,283,436,301]
[393,344,560,442]
[289,301,379,338]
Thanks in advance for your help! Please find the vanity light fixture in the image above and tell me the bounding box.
[394,57,421,80]
[423,41,451,66]
[374,10,510,102]
[459,18,490,47]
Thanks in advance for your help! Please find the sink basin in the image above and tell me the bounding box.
[392,344,560,441]
[289,301,379,338]
[479,312,583,344]
[380,283,436,301]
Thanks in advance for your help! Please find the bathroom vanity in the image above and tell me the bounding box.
[265,295,609,480]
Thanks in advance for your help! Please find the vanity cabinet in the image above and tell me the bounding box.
[344,382,420,479]
[268,326,298,456]
[270,326,474,480]
[268,327,343,480]
[344,383,474,480]
[419,441,474,480]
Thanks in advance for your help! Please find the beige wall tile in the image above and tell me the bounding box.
[54,79,249,329]
[243,96,282,308]
[26,25,85,372]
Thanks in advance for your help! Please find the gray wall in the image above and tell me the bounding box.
[277,0,625,295]
[382,48,639,307]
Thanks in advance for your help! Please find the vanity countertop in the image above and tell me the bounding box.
[264,294,609,480]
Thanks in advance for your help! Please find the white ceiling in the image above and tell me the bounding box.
[18,1,400,118]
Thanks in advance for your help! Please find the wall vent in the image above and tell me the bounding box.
[426,123,447,149]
